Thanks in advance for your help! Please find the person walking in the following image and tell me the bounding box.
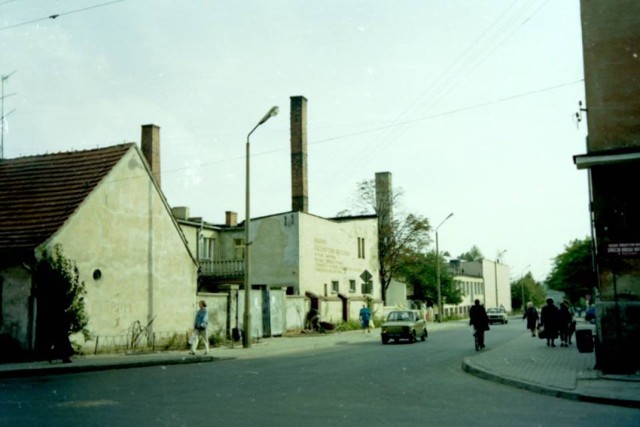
[523,302,539,337]
[190,300,209,355]
[540,298,559,347]
[558,300,574,347]
[359,304,372,333]
[469,299,489,350]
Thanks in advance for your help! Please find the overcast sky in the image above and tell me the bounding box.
[1,0,590,283]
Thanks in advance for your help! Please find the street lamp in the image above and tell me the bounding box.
[243,105,279,348]
[519,264,531,309]
[494,249,507,308]
[435,212,454,323]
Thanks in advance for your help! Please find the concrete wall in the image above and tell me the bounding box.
[196,293,228,338]
[581,0,640,151]
[246,211,380,304]
[298,213,380,300]
[46,147,198,351]
[0,265,33,348]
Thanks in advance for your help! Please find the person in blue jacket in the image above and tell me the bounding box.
[190,300,209,355]
[359,304,372,333]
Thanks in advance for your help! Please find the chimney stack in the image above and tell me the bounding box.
[290,96,309,213]
[225,211,238,227]
[375,172,393,227]
[141,124,161,187]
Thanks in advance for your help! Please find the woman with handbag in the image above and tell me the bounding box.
[190,300,209,355]
[540,298,559,347]
[523,302,539,337]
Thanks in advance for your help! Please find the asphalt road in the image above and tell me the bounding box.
[1,321,639,426]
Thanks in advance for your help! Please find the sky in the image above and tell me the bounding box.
[0,0,591,283]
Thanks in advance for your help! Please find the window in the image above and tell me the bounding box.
[331,281,339,293]
[349,280,356,293]
[234,239,244,260]
[357,237,365,259]
[199,237,215,261]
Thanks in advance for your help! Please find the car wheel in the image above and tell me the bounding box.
[381,335,389,345]
[410,331,417,343]
[421,329,427,341]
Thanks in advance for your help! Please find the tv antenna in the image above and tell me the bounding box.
[1,70,17,159]
[575,100,588,129]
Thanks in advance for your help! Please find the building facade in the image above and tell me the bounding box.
[0,128,198,355]
[573,0,640,373]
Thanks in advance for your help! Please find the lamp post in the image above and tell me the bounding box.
[519,264,531,309]
[494,249,507,308]
[435,212,454,323]
[243,105,279,348]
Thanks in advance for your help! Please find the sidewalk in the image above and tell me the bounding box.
[462,320,640,408]
[1,319,638,408]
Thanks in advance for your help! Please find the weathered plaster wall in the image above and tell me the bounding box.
[47,147,197,348]
[0,265,32,348]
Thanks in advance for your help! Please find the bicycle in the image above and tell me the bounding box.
[473,328,485,351]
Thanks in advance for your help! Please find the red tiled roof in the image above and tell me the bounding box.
[0,144,134,260]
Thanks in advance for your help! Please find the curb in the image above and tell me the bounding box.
[461,358,640,409]
[0,354,225,379]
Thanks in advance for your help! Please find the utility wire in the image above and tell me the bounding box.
[151,78,584,177]
[0,0,125,31]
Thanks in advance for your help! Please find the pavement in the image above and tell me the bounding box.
[1,318,638,408]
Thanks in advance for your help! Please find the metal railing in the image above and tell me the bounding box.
[199,259,244,277]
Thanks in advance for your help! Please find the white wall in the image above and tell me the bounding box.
[47,147,198,351]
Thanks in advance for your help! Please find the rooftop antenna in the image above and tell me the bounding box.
[575,100,588,129]
[1,70,17,159]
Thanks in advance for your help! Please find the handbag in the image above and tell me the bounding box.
[537,324,546,339]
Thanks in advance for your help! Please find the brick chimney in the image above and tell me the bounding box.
[290,96,308,213]
[375,172,393,227]
[225,211,238,227]
[141,124,161,187]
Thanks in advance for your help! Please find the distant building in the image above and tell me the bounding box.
[175,96,382,339]
[449,259,511,314]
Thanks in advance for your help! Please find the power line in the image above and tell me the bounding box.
[0,0,125,32]
[153,78,584,177]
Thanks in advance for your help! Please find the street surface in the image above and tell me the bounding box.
[1,322,638,426]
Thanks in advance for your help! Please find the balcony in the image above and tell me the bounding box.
[199,259,244,278]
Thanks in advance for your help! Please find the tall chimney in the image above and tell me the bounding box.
[375,172,393,227]
[141,124,161,187]
[290,96,308,213]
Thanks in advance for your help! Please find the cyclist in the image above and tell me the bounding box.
[469,299,490,351]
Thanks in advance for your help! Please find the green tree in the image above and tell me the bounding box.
[397,251,462,307]
[338,179,431,302]
[33,245,89,355]
[459,245,484,261]
[546,237,597,304]
[511,272,546,310]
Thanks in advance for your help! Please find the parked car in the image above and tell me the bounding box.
[381,310,428,344]
[487,307,508,324]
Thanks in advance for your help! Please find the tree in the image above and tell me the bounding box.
[397,251,462,307]
[459,245,484,261]
[510,272,546,310]
[33,245,89,356]
[546,237,598,304]
[338,179,431,302]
